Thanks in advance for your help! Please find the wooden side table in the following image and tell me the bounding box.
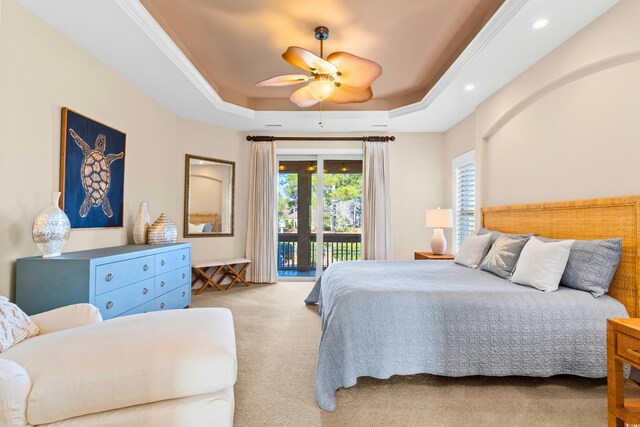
[414,252,455,260]
[608,318,640,426]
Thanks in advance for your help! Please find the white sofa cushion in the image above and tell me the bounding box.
[0,358,31,427]
[30,303,102,335]
[45,388,234,427]
[0,296,39,352]
[1,308,236,425]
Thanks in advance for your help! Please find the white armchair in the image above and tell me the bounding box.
[0,304,236,427]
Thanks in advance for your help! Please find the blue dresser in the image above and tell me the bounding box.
[16,243,192,319]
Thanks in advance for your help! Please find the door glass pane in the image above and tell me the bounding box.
[320,160,363,270]
[277,161,316,278]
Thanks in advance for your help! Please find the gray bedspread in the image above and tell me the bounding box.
[305,260,628,412]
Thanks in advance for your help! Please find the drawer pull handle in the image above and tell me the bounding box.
[182,291,186,297]
[161,281,166,287]
[143,288,149,295]
[182,273,186,279]
[182,254,186,261]
[160,302,165,309]
[106,301,113,310]
[161,260,166,266]
[143,264,149,272]
[627,349,640,358]
[105,273,113,282]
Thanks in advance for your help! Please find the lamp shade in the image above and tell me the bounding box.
[425,208,453,228]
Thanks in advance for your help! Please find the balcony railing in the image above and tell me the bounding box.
[278,233,361,271]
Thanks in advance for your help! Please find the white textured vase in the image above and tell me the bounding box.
[133,202,151,244]
[147,213,177,244]
[32,192,71,258]
[430,228,447,255]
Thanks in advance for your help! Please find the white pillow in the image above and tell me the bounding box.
[454,232,493,268]
[0,296,39,352]
[188,223,205,233]
[511,237,574,292]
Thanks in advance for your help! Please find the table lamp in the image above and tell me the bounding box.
[425,208,453,255]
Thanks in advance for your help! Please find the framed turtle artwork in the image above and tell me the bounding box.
[59,108,126,229]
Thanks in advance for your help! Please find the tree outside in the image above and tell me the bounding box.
[278,171,362,234]
[311,173,362,234]
[278,173,298,232]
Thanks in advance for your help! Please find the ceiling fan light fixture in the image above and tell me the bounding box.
[308,78,335,100]
[257,26,382,107]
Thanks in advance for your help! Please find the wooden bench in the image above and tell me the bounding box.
[191,258,251,294]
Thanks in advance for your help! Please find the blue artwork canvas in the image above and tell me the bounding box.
[60,108,126,228]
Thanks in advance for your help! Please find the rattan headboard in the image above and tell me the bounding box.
[482,196,640,317]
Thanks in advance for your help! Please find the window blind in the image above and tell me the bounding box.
[454,161,475,249]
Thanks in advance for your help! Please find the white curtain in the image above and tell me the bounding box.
[245,140,278,283]
[362,141,393,260]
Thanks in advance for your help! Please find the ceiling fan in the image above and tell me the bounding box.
[256,26,382,108]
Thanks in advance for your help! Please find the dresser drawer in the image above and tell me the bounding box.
[95,278,155,319]
[155,266,190,295]
[95,255,155,295]
[155,248,190,274]
[155,284,190,311]
[616,331,640,365]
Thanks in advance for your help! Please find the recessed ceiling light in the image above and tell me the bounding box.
[464,84,475,91]
[532,18,548,29]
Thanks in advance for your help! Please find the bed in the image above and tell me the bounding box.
[306,196,640,412]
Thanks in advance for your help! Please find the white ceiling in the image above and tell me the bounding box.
[17,0,619,133]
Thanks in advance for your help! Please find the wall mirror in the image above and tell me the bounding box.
[184,154,235,237]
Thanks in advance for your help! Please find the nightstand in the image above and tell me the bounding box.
[607,318,640,426]
[414,252,455,260]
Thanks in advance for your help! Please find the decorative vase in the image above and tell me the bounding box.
[32,192,71,257]
[147,213,177,244]
[133,202,151,244]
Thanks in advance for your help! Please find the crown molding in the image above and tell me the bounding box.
[114,0,254,119]
[389,0,529,118]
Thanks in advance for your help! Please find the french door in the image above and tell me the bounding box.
[277,153,363,280]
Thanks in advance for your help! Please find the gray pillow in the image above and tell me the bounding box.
[537,237,622,297]
[202,223,213,233]
[480,234,531,279]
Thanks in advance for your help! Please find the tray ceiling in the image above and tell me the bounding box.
[140,0,504,111]
[15,0,620,132]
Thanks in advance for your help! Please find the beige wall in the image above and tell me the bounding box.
[0,0,249,299]
[443,0,640,235]
[442,113,476,245]
[475,0,640,208]
[389,133,444,259]
[271,132,445,260]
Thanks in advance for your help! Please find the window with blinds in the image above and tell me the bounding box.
[453,151,475,251]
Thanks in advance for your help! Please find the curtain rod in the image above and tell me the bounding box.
[246,136,395,142]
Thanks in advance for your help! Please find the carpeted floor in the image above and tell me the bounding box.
[191,281,614,426]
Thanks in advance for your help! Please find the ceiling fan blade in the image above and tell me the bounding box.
[290,85,321,108]
[327,52,382,88]
[256,74,310,87]
[328,84,373,104]
[282,47,338,75]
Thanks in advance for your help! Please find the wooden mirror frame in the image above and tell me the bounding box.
[184,154,235,238]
